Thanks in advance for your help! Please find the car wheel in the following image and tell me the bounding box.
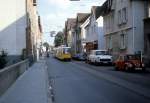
[142,68,146,72]
[114,65,119,71]
[125,65,129,71]
[88,59,91,64]
[94,61,98,66]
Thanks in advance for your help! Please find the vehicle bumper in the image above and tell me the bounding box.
[96,61,113,65]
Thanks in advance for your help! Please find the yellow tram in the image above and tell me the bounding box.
[55,46,71,61]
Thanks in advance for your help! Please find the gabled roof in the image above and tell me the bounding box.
[76,13,90,23]
[91,6,102,19]
[66,18,76,30]
[95,6,103,19]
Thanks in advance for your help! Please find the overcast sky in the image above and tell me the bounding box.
[37,0,106,45]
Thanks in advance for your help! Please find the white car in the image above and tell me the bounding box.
[87,50,113,65]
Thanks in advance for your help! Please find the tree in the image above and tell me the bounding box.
[43,42,49,51]
[54,31,64,47]
[0,50,7,69]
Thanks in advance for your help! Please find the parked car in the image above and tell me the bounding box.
[72,53,86,61]
[114,54,145,71]
[87,50,113,65]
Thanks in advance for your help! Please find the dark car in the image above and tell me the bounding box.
[72,53,87,61]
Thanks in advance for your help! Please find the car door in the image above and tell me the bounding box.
[91,51,95,62]
[89,51,93,61]
[119,55,125,70]
[117,55,124,70]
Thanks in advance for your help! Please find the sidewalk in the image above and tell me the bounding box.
[0,60,52,103]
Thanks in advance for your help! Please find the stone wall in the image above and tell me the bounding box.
[0,60,29,96]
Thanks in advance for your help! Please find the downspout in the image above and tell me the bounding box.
[25,0,28,57]
[132,1,135,54]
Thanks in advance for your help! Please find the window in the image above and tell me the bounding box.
[63,48,71,54]
[110,13,114,31]
[118,10,122,25]
[108,36,112,49]
[108,15,111,31]
[33,0,37,6]
[120,34,126,49]
[95,51,109,55]
[122,7,127,23]
[106,16,109,31]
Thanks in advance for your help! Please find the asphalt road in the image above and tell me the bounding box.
[46,57,150,103]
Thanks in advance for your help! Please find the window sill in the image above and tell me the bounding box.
[120,47,126,50]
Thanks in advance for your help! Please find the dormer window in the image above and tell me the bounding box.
[33,0,37,6]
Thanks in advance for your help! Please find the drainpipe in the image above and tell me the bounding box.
[132,1,135,54]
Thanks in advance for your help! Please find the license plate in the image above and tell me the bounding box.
[135,68,142,70]
[103,62,108,64]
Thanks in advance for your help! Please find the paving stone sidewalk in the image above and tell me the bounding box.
[0,60,52,103]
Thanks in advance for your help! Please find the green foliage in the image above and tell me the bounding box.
[54,31,64,47]
[0,50,8,69]
[43,42,49,47]
[43,42,50,51]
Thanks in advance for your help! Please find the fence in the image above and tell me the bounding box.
[0,59,29,96]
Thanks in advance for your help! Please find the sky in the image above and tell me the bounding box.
[37,0,106,45]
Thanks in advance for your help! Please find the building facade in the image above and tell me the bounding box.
[144,0,150,66]
[65,18,76,55]
[36,16,43,60]
[80,6,104,53]
[76,13,90,54]
[0,0,27,64]
[26,0,43,61]
[80,16,90,53]
[101,0,146,60]
[85,7,99,53]
[0,0,42,64]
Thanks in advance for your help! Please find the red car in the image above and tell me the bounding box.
[114,54,145,71]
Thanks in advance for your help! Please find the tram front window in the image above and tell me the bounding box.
[63,48,71,54]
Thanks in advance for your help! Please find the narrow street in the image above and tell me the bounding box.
[46,56,150,103]
[1,0,150,103]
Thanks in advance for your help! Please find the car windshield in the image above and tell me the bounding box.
[126,55,140,60]
[63,48,71,54]
[95,51,109,55]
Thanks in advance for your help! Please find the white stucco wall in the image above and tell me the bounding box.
[97,17,105,50]
[97,27,105,50]
[86,15,98,42]
[80,17,90,41]
[103,0,146,55]
[132,1,145,53]
[0,0,27,55]
[148,3,150,17]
